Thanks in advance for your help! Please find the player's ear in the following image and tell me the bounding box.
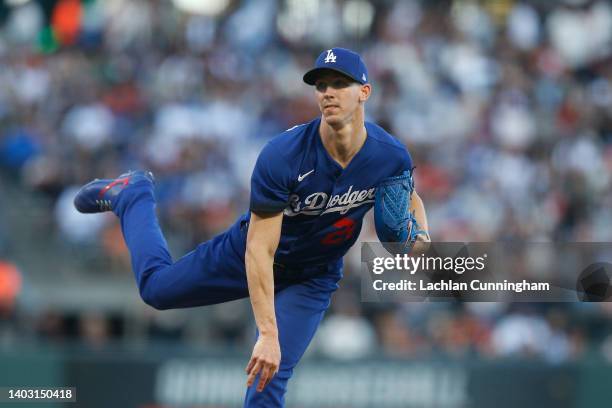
[359,84,371,103]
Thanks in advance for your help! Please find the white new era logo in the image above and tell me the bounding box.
[324,49,336,63]
[362,73,366,82]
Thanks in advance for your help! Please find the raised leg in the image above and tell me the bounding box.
[115,184,249,309]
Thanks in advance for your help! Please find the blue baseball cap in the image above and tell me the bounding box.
[303,47,369,85]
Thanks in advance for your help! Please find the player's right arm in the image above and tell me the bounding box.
[245,138,293,391]
[244,210,283,392]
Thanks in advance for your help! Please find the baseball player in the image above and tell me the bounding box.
[74,47,429,407]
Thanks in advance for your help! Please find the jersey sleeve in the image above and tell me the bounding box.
[249,141,293,214]
[395,146,414,176]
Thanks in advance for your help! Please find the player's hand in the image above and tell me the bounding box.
[411,231,431,256]
[245,333,281,392]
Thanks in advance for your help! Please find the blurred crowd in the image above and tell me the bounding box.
[1,0,612,363]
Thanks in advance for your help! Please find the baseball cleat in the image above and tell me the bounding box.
[73,170,155,213]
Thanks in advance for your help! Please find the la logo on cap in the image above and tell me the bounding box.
[324,49,336,63]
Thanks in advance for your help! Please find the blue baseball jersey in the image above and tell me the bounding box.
[234,117,413,267]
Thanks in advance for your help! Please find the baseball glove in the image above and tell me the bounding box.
[374,170,427,251]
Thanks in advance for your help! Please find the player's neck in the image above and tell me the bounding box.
[319,115,367,168]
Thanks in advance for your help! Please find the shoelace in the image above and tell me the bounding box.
[95,199,112,211]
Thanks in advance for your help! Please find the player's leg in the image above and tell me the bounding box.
[243,275,340,407]
[74,171,250,309]
[118,185,251,308]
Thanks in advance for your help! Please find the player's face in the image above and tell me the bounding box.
[314,73,368,126]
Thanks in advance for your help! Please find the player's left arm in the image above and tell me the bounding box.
[410,190,431,253]
[373,164,431,254]
[410,190,429,238]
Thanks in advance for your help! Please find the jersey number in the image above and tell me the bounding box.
[321,218,356,245]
